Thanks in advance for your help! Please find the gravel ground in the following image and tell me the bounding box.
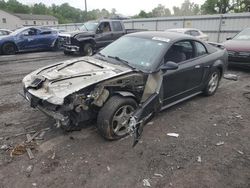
[0,52,249,188]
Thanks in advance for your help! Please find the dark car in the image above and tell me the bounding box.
[59,19,145,56]
[223,28,250,68]
[0,29,12,36]
[0,27,59,55]
[23,32,228,141]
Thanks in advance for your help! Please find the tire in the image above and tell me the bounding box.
[97,96,137,140]
[203,68,221,96]
[80,43,94,56]
[64,50,73,56]
[2,42,16,55]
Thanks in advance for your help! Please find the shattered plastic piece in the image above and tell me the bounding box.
[167,133,179,138]
[0,144,9,150]
[32,183,37,187]
[154,173,163,177]
[143,179,151,187]
[197,156,202,163]
[235,115,243,119]
[26,148,34,160]
[223,73,238,81]
[25,165,34,177]
[213,124,217,126]
[107,166,110,171]
[235,149,244,155]
[51,151,56,160]
[147,122,154,125]
[216,141,224,146]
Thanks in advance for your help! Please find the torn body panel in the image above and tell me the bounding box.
[128,71,163,146]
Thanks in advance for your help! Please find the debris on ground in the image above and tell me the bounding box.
[26,148,34,160]
[0,144,10,150]
[216,141,225,146]
[10,144,26,156]
[143,179,151,187]
[147,122,154,125]
[213,123,217,126]
[107,166,111,171]
[32,183,37,187]
[51,151,56,160]
[223,73,238,81]
[25,165,34,177]
[197,156,202,163]
[234,149,244,155]
[235,114,243,120]
[167,133,179,138]
[216,133,222,137]
[154,173,163,177]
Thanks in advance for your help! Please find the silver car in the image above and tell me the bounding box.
[166,28,209,41]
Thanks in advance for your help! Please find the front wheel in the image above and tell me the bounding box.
[80,43,94,56]
[97,96,137,140]
[203,69,221,96]
[2,42,16,55]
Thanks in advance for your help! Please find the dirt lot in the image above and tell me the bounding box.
[0,52,249,188]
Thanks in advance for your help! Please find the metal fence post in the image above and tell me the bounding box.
[217,15,223,42]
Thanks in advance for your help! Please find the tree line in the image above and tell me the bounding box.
[0,0,249,23]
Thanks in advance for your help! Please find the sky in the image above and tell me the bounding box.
[19,0,206,16]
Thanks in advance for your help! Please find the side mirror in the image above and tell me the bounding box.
[160,61,179,71]
[226,37,232,40]
[96,28,103,34]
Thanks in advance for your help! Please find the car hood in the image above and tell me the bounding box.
[23,56,133,105]
[59,30,94,38]
[223,40,250,51]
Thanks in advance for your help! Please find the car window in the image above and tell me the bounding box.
[112,21,123,32]
[195,41,207,57]
[21,29,38,36]
[0,31,3,35]
[111,21,123,32]
[185,31,191,35]
[165,41,194,63]
[97,22,111,33]
[41,31,52,35]
[190,30,200,36]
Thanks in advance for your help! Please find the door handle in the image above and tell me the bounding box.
[194,65,200,69]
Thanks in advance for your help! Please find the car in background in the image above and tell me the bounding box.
[59,19,146,56]
[166,28,209,41]
[223,28,250,68]
[23,31,227,141]
[0,29,12,36]
[0,27,59,55]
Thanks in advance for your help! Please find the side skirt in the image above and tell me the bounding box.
[160,91,202,111]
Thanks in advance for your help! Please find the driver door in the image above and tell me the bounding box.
[162,40,205,106]
[95,22,113,48]
[16,28,40,50]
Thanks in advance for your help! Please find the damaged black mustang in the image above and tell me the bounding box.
[23,32,228,145]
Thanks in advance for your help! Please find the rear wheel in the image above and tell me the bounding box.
[203,69,220,96]
[2,42,16,55]
[97,96,137,140]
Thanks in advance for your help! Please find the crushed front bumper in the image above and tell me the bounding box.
[62,45,80,52]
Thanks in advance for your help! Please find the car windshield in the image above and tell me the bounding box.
[80,22,98,31]
[10,27,28,35]
[233,28,250,40]
[100,36,169,72]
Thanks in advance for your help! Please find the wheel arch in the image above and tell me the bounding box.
[1,41,18,53]
[211,60,224,79]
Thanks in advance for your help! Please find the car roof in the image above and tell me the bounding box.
[126,31,195,41]
[166,28,200,32]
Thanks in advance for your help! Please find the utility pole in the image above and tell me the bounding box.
[85,0,87,12]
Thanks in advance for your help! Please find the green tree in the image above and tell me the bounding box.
[152,4,171,17]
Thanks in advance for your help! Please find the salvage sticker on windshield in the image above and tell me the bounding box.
[152,37,170,43]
